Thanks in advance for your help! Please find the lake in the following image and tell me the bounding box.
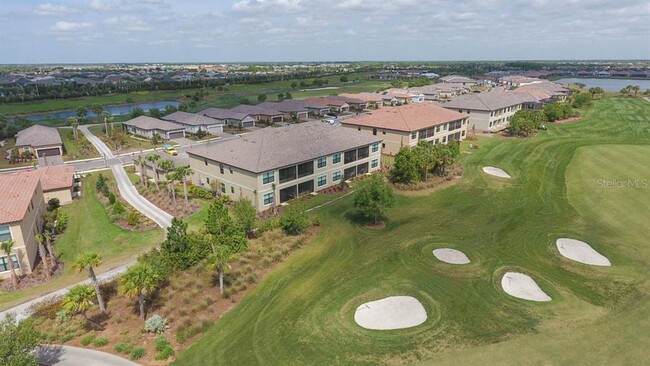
[555,78,650,92]
[25,100,180,121]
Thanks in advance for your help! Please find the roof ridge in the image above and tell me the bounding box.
[474,93,491,110]
[396,105,410,131]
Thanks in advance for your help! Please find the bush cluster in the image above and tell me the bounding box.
[144,315,167,334]
[188,185,213,200]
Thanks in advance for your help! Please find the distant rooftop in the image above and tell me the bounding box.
[341,104,466,132]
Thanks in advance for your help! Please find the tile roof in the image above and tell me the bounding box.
[0,171,41,225]
[340,104,466,132]
[305,97,348,107]
[340,93,384,103]
[123,116,185,132]
[187,122,381,173]
[442,90,529,111]
[198,108,252,121]
[229,104,283,116]
[35,165,75,192]
[257,101,310,113]
[440,75,477,83]
[15,125,62,148]
[162,111,224,127]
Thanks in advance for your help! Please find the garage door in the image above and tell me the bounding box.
[242,121,255,128]
[36,147,61,157]
[272,116,283,123]
[168,131,184,139]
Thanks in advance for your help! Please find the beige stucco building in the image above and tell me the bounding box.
[340,104,469,155]
[442,90,529,133]
[187,122,382,211]
[15,125,64,158]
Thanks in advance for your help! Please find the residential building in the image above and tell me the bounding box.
[198,108,256,128]
[15,125,63,158]
[34,165,78,204]
[500,75,546,87]
[440,75,478,85]
[229,104,284,124]
[340,93,384,108]
[187,122,382,211]
[257,101,310,120]
[442,90,529,132]
[340,104,469,155]
[122,116,186,139]
[511,82,571,108]
[161,111,224,134]
[409,83,471,101]
[305,97,350,113]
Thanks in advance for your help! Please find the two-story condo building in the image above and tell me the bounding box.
[187,122,382,211]
[442,90,528,133]
[340,104,469,155]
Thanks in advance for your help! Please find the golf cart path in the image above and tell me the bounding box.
[37,344,139,366]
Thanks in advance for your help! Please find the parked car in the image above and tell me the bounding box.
[327,112,338,117]
[163,144,178,156]
[323,118,335,125]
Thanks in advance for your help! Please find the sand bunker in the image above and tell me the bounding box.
[556,238,611,266]
[354,296,427,330]
[433,248,470,264]
[482,166,511,178]
[501,272,551,302]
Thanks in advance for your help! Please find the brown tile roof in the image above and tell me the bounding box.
[198,108,252,122]
[15,125,62,148]
[123,116,185,132]
[340,104,466,132]
[162,111,224,127]
[443,90,529,111]
[0,171,41,225]
[35,165,75,192]
[340,93,384,103]
[229,104,283,117]
[305,97,348,107]
[257,101,309,113]
[187,122,381,173]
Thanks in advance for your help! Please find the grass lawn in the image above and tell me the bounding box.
[0,172,163,311]
[58,128,100,161]
[88,124,160,153]
[174,98,650,365]
[0,138,35,169]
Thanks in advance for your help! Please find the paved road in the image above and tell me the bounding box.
[37,345,139,366]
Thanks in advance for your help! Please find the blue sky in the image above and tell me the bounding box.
[1,0,649,63]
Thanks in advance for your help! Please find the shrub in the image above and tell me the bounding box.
[155,346,175,361]
[91,337,109,347]
[108,193,116,205]
[101,184,110,198]
[112,201,125,216]
[95,174,106,191]
[47,198,60,211]
[144,315,167,334]
[189,185,213,200]
[80,334,96,346]
[114,343,134,354]
[154,336,171,352]
[130,347,146,361]
[279,205,310,235]
[126,211,140,226]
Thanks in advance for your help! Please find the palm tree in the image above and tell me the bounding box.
[62,284,102,329]
[133,154,148,187]
[159,159,176,203]
[175,165,194,203]
[34,234,51,279]
[118,263,161,321]
[67,117,79,140]
[71,252,106,315]
[90,104,104,125]
[0,240,19,287]
[42,231,57,270]
[146,153,161,190]
[206,246,236,295]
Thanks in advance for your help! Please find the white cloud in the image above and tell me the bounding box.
[34,3,78,15]
[89,0,113,11]
[103,16,151,31]
[50,21,94,31]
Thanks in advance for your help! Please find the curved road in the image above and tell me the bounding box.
[37,345,139,366]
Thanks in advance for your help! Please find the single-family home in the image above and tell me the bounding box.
[340,93,384,109]
[122,116,186,140]
[161,111,224,134]
[409,83,471,101]
[340,104,469,155]
[257,101,310,120]
[198,108,256,128]
[187,122,382,211]
[305,97,350,113]
[15,125,63,158]
[442,90,529,133]
[440,75,478,86]
[229,104,284,124]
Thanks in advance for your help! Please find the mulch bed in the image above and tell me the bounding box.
[364,221,386,230]
[144,189,201,219]
[0,260,65,292]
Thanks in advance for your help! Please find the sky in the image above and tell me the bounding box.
[0,0,649,64]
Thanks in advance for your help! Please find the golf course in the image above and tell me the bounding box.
[174,98,650,365]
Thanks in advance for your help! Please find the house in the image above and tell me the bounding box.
[409,83,472,101]
[500,75,546,88]
[161,111,224,134]
[305,97,350,113]
[442,90,529,133]
[34,165,77,204]
[257,101,310,120]
[511,82,571,108]
[15,125,63,158]
[187,122,382,211]
[122,116,186,140]
[198,108,256,128]
[340,93,384,108]
[340,104,469,155]
[440,75,478,86]
[229,104,284,124]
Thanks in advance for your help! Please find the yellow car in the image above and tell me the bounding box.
[164,148,178,156]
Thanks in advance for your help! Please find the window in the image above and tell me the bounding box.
[332,153,341,164]
[0,255,19,272]
[317,157,327,169]
[371,142,379,153]
[263,192,274,205]
[344,149,357,164]
[435,126,440,133]
[372,128,377,136]
[442,136,447,143]
[332,171,341,182]
[219,164,224,174]
[0,226,11,242]
[220,183,226,193]
[382,130,386,135]
[231,186,235,194]
[462,130,466,136]
[382,143,385,148]
[357,127,361,131]
[206,177,210,184]
[458,109,463,113]
[297,161,314,178]
[357,146,369,159]
[344,166,357,180]
[356,162,369,175]
[443,124,447,130]
[279,166,297,183]
[229,167,233,174]
[435,138,440,144]
[262,171,275,184]
[371,159,378,168]
[317,175,327,187]
[204,159,208,166]
[298,180,314,196]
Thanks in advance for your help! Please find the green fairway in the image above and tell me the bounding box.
[173,98,650,365]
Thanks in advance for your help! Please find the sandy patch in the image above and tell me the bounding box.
[501,272,551,302]
[482,166,511,178]
[433,248,470,264]
[354,296,427,330]
[556,238,611,266]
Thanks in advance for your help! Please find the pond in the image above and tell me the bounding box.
[555,78,650,92]
[25,100,180,121]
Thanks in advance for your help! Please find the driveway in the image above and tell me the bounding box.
[37,345,139,366]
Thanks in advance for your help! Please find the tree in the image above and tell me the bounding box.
[257,94,267,102]
[75,106,88,121]
[508,110,546,136]
[90,103,104,124]
[130,107,145,119]
[284,92,293,100]
[412,140,436,181]
[118,262,162,321]
[100,111,112,135]
[146,153,161,190]
[195,128,207,139]
[34,234,51,279]
[206,245,236,295]
[0,240,19,288]
[588,87,604,96]
[151,131,162,145]
[204,200,248,253]
[67,116,79,140]
[159,159,176,203]
[71,252,106,315]
[277,93,284,101]
[42,231,57,269]
[353,175,395,224]
[174,165,194,203]
[160,218,192,271]
[279,205,310,235]
[572,92,592,108]
[133,154,148,187]
[433,143,457,176]
[0,314,39,366]
[232,199,256,236]
[149,107,162,118]
[61,284,102,329]
[339,75,349,83]
[391,147,419,184]
[290,81,298,89]
[631,85,640,97]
